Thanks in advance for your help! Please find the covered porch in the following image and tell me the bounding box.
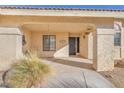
[21,23,95,59]
[0,14,115,71]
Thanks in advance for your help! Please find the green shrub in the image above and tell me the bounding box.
[6,52,52,88]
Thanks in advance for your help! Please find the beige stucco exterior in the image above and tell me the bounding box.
[22,30,90,58]
[1,7,124,71]
[0,27,22,71]
[31,32,69,57]
[93,28,115,71]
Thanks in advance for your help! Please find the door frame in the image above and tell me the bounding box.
[69,37,80,55]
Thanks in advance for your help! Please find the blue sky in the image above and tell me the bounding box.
[5,5,124,10]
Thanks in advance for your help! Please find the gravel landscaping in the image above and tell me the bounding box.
[100,61,124,88]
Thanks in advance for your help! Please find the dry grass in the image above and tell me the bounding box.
[4,52,53,88]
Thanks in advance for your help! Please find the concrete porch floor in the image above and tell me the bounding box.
[41,57,115,88]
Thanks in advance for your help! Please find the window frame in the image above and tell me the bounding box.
[22,35,26,46]
[43,35,56,51]
[114,32,121,46]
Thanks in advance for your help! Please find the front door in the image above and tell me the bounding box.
[69,37,76,55]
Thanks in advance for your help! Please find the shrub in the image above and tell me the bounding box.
[4,52,53,88]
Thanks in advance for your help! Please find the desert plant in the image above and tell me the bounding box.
[4,52,52,88]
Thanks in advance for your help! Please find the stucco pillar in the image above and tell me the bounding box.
[93,27,114,71]
[0,27,22,71]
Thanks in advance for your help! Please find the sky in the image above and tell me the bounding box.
[3,5,124,10]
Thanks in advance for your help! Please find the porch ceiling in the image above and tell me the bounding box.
[22,23,95,33]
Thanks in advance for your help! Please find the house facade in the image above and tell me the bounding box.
[0,6,124,71]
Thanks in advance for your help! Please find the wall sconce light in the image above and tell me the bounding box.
[83,35,85,39]
[87,26,92,31]
[83,32,90,39]
[85,32,90,35]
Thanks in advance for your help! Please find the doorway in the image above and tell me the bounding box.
[69,37,80,55]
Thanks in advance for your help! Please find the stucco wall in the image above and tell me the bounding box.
[54,33,69,57]
[0,15,113,27]
[22,29,31,52]
[0,27,22,71]
[29,31,69,57]
[88,32,93,60]
[80,34,88,58]
[78,32,93,59]
[23,30,90,58]
[114,47,121,59]
[93,28,114,71]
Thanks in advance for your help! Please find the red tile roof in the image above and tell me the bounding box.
[0,6,124,12]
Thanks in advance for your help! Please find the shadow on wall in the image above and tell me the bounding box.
[53,45,69,57]
[45,58,94,70]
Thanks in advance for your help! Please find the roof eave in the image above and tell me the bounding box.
[1,8,124,19]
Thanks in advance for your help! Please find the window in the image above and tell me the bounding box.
[114,32,121,46]
[43,35,56,51]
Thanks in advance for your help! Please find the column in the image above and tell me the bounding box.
[0,27,22,71]
[93,27,114,71]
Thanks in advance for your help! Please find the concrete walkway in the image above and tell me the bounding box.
[42,57,115,88]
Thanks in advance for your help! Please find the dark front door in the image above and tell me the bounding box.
[69,37,76,55]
